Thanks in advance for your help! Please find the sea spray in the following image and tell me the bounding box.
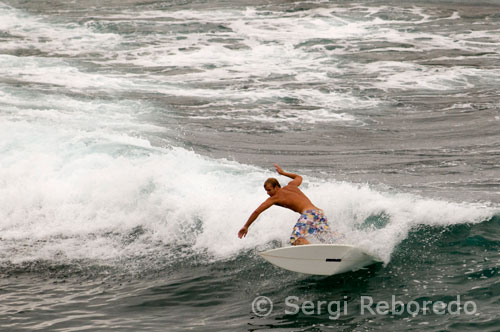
[0,118,495,267]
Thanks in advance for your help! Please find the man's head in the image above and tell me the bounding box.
[264,178,281,197]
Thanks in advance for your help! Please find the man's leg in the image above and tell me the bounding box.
[293,237,310,245]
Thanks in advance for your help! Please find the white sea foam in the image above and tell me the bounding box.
[0,2,499,270]
[0,116,496,267]
[3,3,497,127]
[362,61,500,91]
[0,82,163,134]
[0,3,121,56]
[0,55,138,92]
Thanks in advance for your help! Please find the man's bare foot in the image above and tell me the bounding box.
[293,237,310,245]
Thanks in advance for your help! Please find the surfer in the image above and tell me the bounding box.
[238,164,329,245]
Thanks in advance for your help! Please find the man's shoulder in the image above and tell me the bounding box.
[282,184,300,191]
[264,196,279,204]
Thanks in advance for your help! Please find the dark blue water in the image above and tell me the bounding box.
[0,0,499,330]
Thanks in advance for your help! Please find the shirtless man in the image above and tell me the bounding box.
[238,164,329,245]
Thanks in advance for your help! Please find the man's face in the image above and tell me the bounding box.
[264,183,278,197]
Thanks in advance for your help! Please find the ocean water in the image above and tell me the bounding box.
[1,0,499,330]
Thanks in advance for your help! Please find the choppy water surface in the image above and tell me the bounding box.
[0,0,499,331]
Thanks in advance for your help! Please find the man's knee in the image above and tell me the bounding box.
[293,237,310,246]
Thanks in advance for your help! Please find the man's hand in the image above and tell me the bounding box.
[238,226,248,239]
[274,163,284,175]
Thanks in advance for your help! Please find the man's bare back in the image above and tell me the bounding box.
[271,184,317,214]
[238,164,329,245]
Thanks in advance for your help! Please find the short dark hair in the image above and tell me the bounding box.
[264,178,281,188]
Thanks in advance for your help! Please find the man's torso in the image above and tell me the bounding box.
[274,185,317,213]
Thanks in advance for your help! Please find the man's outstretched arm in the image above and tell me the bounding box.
[274,163,302,186]
[238,198,275,239]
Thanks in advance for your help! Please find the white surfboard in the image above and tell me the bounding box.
[259,244,381,276]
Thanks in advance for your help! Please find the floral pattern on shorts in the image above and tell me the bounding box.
[290,209,329,245]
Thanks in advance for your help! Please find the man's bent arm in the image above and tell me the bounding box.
[274,164,302,186]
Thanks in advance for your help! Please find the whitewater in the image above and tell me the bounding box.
[0,0,499,331]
